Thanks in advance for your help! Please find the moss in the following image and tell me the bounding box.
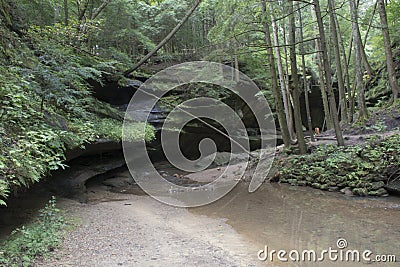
[276,133,400,197]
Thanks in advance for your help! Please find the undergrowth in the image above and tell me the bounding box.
[277,133,400,196]
[0,15,155,205]
[0,197,67,266]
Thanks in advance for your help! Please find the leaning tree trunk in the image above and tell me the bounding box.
[377,0,399,101]
[123,0,203,77]
[288,0,307,154]
[261,0,291,148]
[350,0,368,120]
[314,0,345,146]
[328,0,348,123]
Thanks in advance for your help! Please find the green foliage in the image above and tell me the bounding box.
[0,197,66,266]
[277,134,400,196]
[123,122,156,142]
[387,0,400,45]
[0,12,155,204]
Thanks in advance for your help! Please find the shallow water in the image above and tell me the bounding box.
[192,182,400,266]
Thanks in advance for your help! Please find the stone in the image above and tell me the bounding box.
[352,188,368,196]
[340,187,354,196]
[312,183,321,189]
[368,181,385,190]
[319,184,329,190]
[287,179,298,185]
[368,188,389,197]
[328,186,339,192]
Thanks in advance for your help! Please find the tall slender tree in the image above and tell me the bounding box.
[313,0,345,146]
[334,14,353,122]
[63,0,68,26]
[261,0,291,148]
[350,0,368,119]
[310,5,333,130]
[269,1,294,141]
[328,0,348,123]
[288,0,307,154]
[377,0,399,101]
[297,2,315,141]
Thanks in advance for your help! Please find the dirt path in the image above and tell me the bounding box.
[37,189,262,267]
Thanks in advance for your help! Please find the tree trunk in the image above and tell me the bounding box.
[377,0,399,101]
[124,0,202,77]
[350,0,368,119]
[234,42,240,82]
[298,2,315,141]
[269,1,294,141]
[328,0,348,123]
[314,0,345,146]
[77,0,89,23]
[311,5,333,130]
[261,0,291,148]
[282,19,296,140]
[288,0,307,154]
[64,0,69,26]
[335,14,353,122]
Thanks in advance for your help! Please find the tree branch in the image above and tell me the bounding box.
[123,0,203,77]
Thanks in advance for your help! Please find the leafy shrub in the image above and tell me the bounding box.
[0,197,66,267]
[0,24,155,204]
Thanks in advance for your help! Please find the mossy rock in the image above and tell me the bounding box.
[368,188,388,197]
[367,181,385,190]
[287,178,298,185]
[297,180,308,186]
[352,188,369,196]
[311,182,321,189]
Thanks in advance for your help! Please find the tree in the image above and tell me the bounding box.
[350,0,368,120]
[377,0,399,101]
[288,0,307,154]
[261,0,291,148]
[298,2,315,141]
[334,13,353,122]
[64,0,69,26]
[313,0,345,146]
[269,1,294,141]
[328,0,348,123]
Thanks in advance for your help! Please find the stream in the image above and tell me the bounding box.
[1,160,399,266]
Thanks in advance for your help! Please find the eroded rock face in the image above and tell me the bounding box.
[65,139,122,162]
[47,152,126,202]
[91,79,143,105]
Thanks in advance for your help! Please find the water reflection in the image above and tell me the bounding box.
[192,183,400,266]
